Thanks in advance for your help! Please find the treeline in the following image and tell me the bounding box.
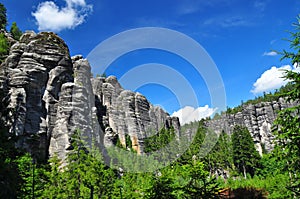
[0,119,292,198]
[218,82,297,116]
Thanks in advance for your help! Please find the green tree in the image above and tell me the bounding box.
[272,15,300,197]
[0,3,7,30]
[273,107,300,197]
[231,125,260,178]
[206,130,233,176]
[146,174,177,199]
[10,22,22,40]
[41,155,67,198]
[178,120,206,165]
[44,129,117,198]
[0,33,8,61]
[181,161,220,198]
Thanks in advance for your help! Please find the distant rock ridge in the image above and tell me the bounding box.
[0,31,180,161]
[206,99,298,155]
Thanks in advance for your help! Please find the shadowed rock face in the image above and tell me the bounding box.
[0,31,180,161]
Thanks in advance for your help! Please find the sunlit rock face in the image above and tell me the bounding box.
[91,76,181,154]
[206,99,297,155]
[0,31,74,161]
[0,31,180,161]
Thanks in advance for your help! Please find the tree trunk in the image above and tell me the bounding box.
[243,165,247,179]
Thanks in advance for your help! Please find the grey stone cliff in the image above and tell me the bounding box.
[206,99,297,155]
[0,31,180,161]
[91,76,181,154]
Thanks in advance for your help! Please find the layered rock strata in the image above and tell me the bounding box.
[206,99,298,155]
[0,31,180,161]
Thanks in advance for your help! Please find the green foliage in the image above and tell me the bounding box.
[41,129,117,198]
[272,15,300,197]
[178,120,206,165]
[125,133,133,149]
[206,130,233,175]
[146,174,177,199]
[231,125,261,178]
[222,174,291,199]
[144,127,175,153]
[0,33,8,61]
[10,22,22,40]
[180,161,220,198]
[0,3,7,30]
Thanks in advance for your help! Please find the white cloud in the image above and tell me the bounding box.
[251,65,300,94]
[171,105,216,125]
[263,51,278,56]
[32,0,92,32]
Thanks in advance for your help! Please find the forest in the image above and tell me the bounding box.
[0,3,299,199]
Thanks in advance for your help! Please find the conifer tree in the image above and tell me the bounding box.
[10,22,22,40]
[0,3,7,30]
[231,125,260,178]
[273,15,300,197]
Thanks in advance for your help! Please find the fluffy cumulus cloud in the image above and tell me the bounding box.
[32,0,92,32]
[251,64,300,94]
[171,105,216,125]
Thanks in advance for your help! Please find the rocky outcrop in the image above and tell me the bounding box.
[206,99,297,155]
[48,55,102,161]
[92,76,181,154]
[0,31,74,161]
[0,31,179,161]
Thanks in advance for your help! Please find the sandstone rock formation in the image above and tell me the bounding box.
[91,76,181,154]
[0,31,180,161]
[1,30,292,161]
[1,31,74,161]
[206,99,297,155]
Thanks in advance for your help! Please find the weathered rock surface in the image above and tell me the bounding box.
[92,76,181,154]
[49,55,102,161]
[0,31,180,161]
[206,99,298,155]
[1,31,74,161]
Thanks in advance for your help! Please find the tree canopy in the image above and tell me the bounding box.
[0,3,7,30]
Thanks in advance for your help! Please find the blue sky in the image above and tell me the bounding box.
[2,0,300,124]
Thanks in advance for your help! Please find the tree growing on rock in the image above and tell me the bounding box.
[10,22,22,40]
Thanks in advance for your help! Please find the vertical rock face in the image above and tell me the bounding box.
[206,99,297,155]
[1,31,73,161]
[49,55,101,161]
[92,76,181,154]
[0,31,180,160]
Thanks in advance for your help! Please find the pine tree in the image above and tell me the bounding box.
[0,3,7,30]
[231,125,260,178]
[207,130,233,176]
[273,15,300,198]
[181,161,220,198]
[10,22,22,40]
[0,33,8,62]
[146,174,177,199]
